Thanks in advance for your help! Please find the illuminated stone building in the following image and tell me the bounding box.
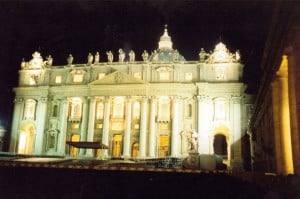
[248,2,300,175]
[9,26,251,169]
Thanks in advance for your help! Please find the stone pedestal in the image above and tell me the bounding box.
[182,152,200,169]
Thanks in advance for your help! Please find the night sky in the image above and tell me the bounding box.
[0,1,275,130]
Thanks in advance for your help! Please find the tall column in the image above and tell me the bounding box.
[232,96,242,168]
[287,44,300,175]
[272,79,284,173]
[148,97,157,157]
[58,98,69,155]
[86,97,96,156]
[139,96,148,158]
[272,55,294,175]
[33,97,48,155]
[79,98,89,156]
[197,95,209,154]
[102,96,110,158]
[9,97,24,153]
[123,97,132,158]
[171,96,180,157]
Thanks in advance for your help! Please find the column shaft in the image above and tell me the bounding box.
[79,99,89,155]
[139,97,148,158]
[171,97,180,157]
[278,76,294,174]
[148,97,157,157]
[86,97,96,156]
[123,97,132,158]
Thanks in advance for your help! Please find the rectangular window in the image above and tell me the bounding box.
[24,99,36,120]
[55,76,62,84]
[185,72,193,81]
[133,72,142,79]
[159,72,170,81]
[95,123,103,129]
[98,73,105,80]
[73,74,83,83]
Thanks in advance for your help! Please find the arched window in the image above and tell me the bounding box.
[112,97,124,119]
[68,98,82,120]
[185,104,192,117]
[24,99,36,120]
[158,97,170,121]
[96,102,104,120]
[132,101,140,119]
[52,105,58,117]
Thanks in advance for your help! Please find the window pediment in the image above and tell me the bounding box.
[155,66,173,72]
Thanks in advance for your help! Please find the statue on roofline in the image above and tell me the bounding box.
[129,50,135,62]
[118,48,125,63]
[106,51,113,63]
[199,48,208,62]
[67,54,74,66]
[94,52,100,64]
[87,53,93,65]
[45,55,53,67]
[142,50,149,62]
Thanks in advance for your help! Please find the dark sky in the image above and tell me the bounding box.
[0,0,275,129]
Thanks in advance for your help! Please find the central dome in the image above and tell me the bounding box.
[149,25,185,62]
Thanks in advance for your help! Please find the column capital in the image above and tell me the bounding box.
[232,96,242,104]
[197,95,207,102]
[87,96,96,101]
[104,96,111,103]
[39,96,48,103]
[141,96,148,102]
[14,97,24,104]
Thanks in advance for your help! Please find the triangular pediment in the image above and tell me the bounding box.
[89,71,146,85]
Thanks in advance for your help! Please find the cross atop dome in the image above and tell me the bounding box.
[158,24,173,50]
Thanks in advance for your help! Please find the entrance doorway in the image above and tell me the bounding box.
[213,134,228,158]
[159,135,169,157]
[18,124,35,154]
[112,134,122,158]
[70,134,80,156]
[131,142,139,158]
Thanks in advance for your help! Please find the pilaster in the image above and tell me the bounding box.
[231,96,242,168]
[197,95,209,154]
[57,98,69,155]
[33,96,48,154]
[102,96,110,158]
[9,97,24,152]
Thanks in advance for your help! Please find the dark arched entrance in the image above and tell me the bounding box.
[213,134,227,158]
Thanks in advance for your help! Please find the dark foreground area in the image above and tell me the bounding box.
[0,167,263,199]
[0,167,299,199]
